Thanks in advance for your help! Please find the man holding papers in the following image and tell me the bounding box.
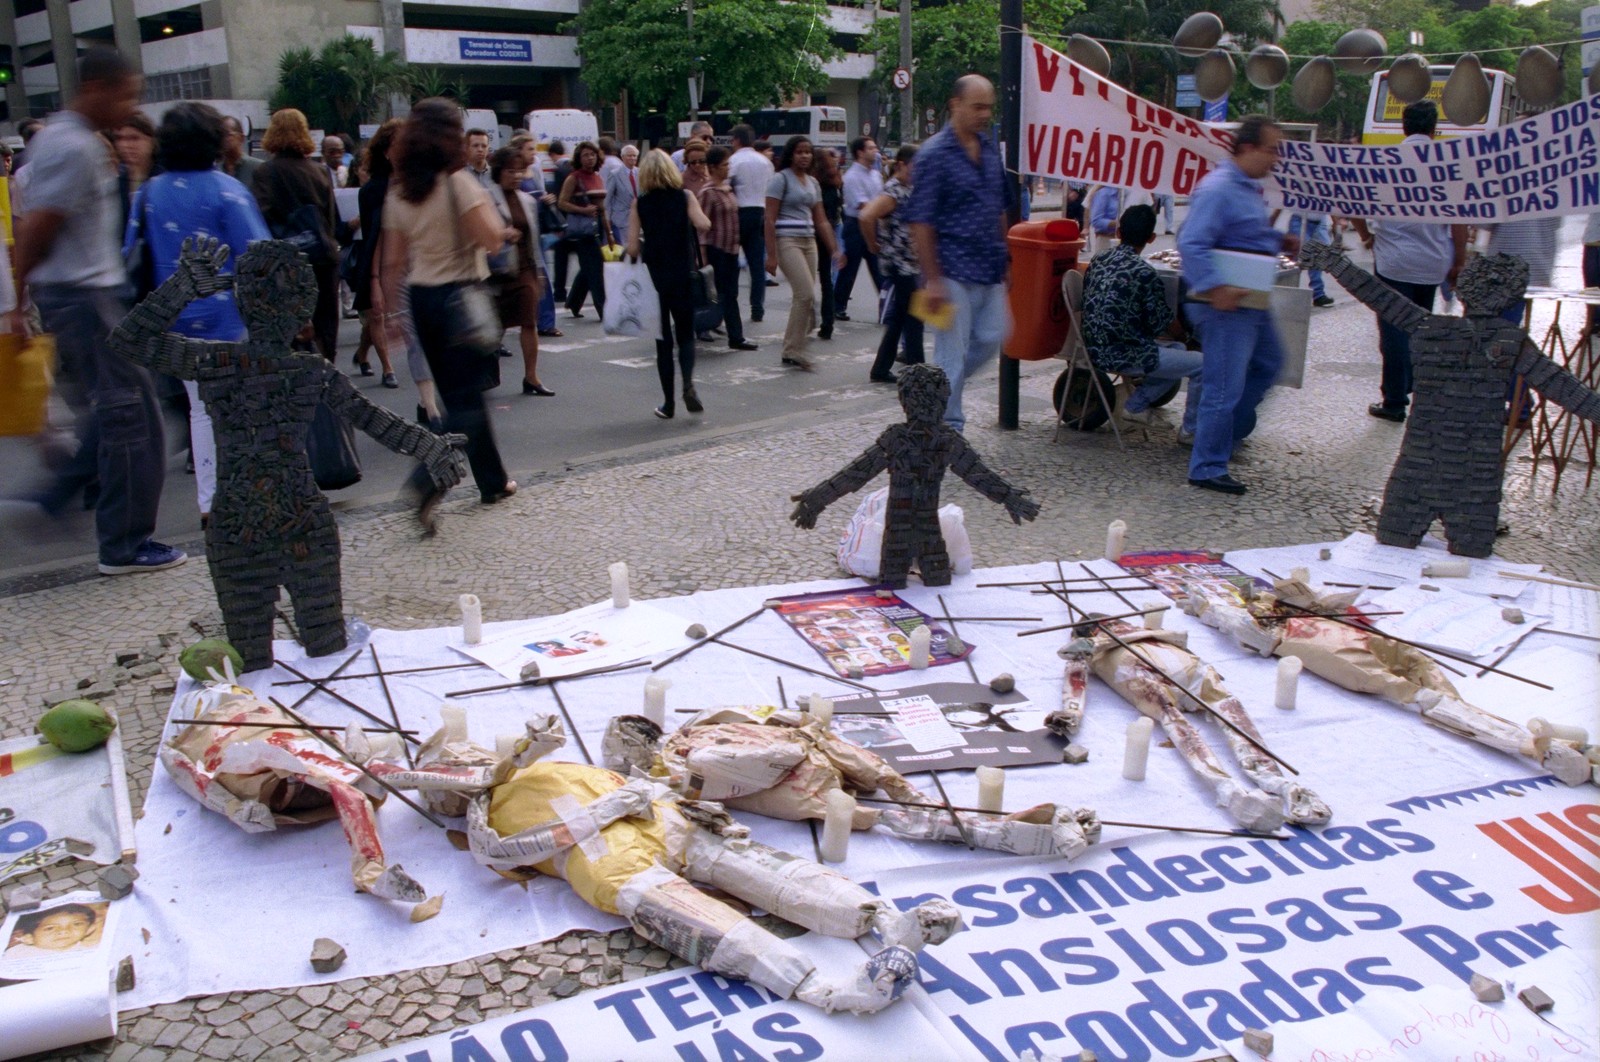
[1177,116,1299,495]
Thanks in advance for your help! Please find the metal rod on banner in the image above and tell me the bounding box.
[980,574,1156,588]
[713,638,874,691]
[446,659,649,698]
[546,682,593,765]
[271,662,481,686]
[854,796,1284,839]
[169,719,420,736]
[270,698,448,830]
[277,657,419,743]
[938,593,982,684]
[928,769,975,850]
[651,604,770,672]
[283,649,363,711]
[369,645,413,768]
[997,0,1024,431]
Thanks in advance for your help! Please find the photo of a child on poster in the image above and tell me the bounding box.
[770,588,972,678]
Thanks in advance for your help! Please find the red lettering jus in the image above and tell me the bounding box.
[1477,803,1600,915]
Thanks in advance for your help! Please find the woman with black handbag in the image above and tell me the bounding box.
[627,149,711,420]
[254,108,340,360]
[557,141,609,320]
[380,99,518,530]
[487,146,553,397]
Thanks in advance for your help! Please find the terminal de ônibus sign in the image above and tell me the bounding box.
[1021,35,1600,224]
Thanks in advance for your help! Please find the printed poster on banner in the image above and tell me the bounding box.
[825,680,1067,774]
[460,600,688,681]
[1114,549,1267,608]
[769,586,973,678]
[863,774,1600,1062]
[1021,34,1600,223]
[0,890,123,1056]
[0,735,123,884]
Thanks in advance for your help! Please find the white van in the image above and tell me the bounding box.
[462,110,512,150]
[525,108,600,182]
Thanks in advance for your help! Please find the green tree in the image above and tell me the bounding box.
[270,35,409,136]
[407,66,473,105]
[863,0,1081,139]
[567,0,841,117]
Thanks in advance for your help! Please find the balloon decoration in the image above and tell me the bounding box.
[1195,49,1237,103]
[1386,53,1432,105]
[1067,34,1112,79]
[1173,12,1224,58]
[1332,29,1387,74]
[1292,56,1337,112]
[1245,44,1289,91]
[1442,53,1491,125]
[1515,45,1562,109]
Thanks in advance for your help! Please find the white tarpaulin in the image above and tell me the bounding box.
[0,735,124,884]
[116,550,1600,1028]
[1021,35,1600,223]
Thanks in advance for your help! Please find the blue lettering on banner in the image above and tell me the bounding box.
[459,37,534,63]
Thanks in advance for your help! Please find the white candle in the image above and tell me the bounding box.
[1144,607,1167,630]
[820,789,856,862]
[1122,717,1154,781]
[909,626,932,669]
[1275,656,1303,710]
[1290,567,1310,584]
[976,766,1005,812]
[1421,558,1470,578]
[1530,717,1588,744]
[1106,520,1127,562]
[609,562,631,608]
[810,695,834,725]
[643,677,670,726]
[459,594,482,645]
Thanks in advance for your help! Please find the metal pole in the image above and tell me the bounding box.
[899,0,914,143]
[687,0,699,118]
[997,0,1024,430]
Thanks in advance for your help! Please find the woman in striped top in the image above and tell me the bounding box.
[763,137,842,371]
[697,146,758,351]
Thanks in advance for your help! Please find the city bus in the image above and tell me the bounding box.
[1361,65,1518,144]
[671,106,849,151]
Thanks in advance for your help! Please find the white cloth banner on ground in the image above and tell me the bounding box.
[0,890,121,1060]
[349,936,968,1062]
[0,735,123,884]
[1021,35,1600,224]
[116,549,1598,1015]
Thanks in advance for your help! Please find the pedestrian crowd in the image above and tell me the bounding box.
[2,49,1587,581]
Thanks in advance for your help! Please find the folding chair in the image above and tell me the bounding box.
[1052,268,1130,450]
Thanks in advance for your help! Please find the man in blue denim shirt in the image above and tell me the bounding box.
[904,75,1012,433]
[1177,116,1299,496]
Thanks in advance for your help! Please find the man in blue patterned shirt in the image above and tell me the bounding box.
[904,75,1012,433]
[1082,205,1202,439]
[1177,115,1299,496]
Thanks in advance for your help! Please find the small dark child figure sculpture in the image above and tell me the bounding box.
[1300,242,1600,558]
[790,365,1040,588]
[110,238,467,672]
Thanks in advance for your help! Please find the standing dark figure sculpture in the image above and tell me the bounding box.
[1301,243,1600,557]
[110,239,466,671]
[790,365,1040,588]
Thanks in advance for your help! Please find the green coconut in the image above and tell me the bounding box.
[38,699,117,752]
[179,638,245,681]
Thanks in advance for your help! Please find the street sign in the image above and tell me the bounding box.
[1175,73,1201,109]
[924,107,935,121]
[1203,96,1229,122]
[892,66,912,91]
[1585,5,1600,74]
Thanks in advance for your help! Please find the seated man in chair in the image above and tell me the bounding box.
[1081,204,1203,441]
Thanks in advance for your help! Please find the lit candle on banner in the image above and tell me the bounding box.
[820,789,856,863]
[810,695,834,726]
[642,677,670,726]
[909,626,932,669]
[1275,656,1303,710]
[976,766,1005,812]
[1144,607,1167,630]
[1122,717,1154,781]
[1105,520,1127,562]
[609,562,631,608]
[459,594,482,645]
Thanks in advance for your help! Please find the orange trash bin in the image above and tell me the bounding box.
[1004,218,1083,360]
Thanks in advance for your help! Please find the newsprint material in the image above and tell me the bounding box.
[0,890,121,1059]
[0,735,125,884]
[116,553,1600,1054]
[826,680,1066,773]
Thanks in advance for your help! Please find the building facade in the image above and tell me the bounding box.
[0,0,885,143]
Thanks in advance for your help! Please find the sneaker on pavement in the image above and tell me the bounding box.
[1177,428,1195,446]
[99,541,187,575]
[1313,295,1335,308]
[1121,405,1161,426]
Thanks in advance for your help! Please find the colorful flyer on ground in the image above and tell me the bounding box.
[768,587,972,678]
[1115,549,1268,606]
[459,600,687,681]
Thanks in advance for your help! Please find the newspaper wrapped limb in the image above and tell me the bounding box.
[1048,636,1096,737]
[159,685,425,902]
[614,863,922,1015]
[1191,581,1598,787]
[876,801,1102,859]
[463,777,668,870]
[1087,624,1288,834]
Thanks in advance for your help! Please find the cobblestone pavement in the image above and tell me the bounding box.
[4,259,1598,1060]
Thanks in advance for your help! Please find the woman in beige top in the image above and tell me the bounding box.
[381,98,518,530]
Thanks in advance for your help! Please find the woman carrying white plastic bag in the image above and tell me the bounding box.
[601,257,659,338]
